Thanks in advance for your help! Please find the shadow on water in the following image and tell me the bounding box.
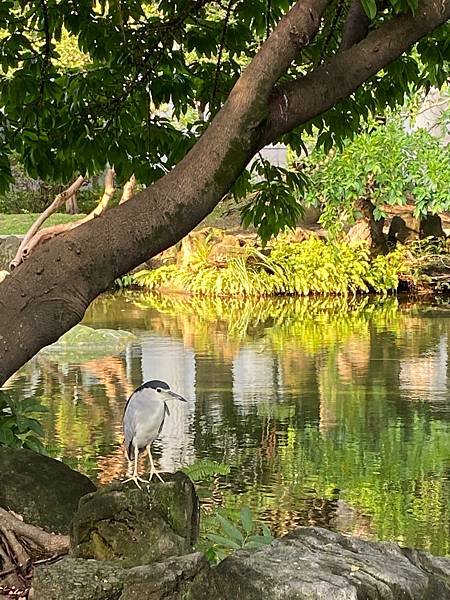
[6,292,450,556]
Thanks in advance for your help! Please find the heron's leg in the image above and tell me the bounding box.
[126,459,133,477]
[123,446,147,488]
[147,446,164,483]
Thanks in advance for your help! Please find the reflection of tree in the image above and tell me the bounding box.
[6,292,450,556]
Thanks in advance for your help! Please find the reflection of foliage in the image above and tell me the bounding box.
[132,291,401,353]
[133,237,408,296]
[0,390,47,453]
[9,292,450,557]
[202,507,274,563]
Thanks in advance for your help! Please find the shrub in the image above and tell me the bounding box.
[133,237,408,297]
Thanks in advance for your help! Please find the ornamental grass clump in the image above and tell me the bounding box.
[133,237,407,297]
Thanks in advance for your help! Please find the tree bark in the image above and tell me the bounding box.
[340,1,370,50]
[0,0,449,385]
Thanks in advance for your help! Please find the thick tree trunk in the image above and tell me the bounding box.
[0,0,449,385]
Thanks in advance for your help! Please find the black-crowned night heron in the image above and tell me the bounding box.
[122,379,187,488]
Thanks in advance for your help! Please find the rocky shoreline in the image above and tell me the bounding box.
[1,449,449,600]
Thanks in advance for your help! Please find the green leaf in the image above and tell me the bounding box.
[216,515,244,543]
[360,0,377,20]
[206,534,241,550]
[240,506,253,535]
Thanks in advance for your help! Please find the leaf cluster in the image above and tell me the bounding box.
[204,507,273,562]
[133,236,408,296]
[0,0,448,203]
[0,389,47,453]
[302,120,450,232]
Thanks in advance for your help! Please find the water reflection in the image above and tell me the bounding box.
[6,293,450,556]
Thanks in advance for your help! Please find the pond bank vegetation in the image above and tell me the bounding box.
[131,230,450,297]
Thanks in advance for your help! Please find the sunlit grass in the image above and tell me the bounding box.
[0,213,84,235]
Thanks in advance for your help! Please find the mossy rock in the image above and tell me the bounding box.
[0,446,96,533]
[32,553,208,600]
[41,324,136,362]
[71,472,199,567]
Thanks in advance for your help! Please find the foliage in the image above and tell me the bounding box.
[303,121,450,233]
[133,236,408,296]
[0,0,448,239]
[203,507,273,562]
[182,459,230,481]
[237,156,308,244]
[114,274,135,290]
[0,389,47,452]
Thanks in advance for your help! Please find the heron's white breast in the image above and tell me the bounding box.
[132,397,166,449]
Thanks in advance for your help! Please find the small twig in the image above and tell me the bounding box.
[119,174,137,204]
[11,169,116,264]
[10,175,85,270]
[0,564,18,578]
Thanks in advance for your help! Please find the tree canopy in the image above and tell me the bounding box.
[1,1,449,188]
[0,0,449,385]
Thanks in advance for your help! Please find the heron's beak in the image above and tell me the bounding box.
[168,390,187,402]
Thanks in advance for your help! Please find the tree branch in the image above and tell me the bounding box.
[340,0,370,50]
[119,174,137,204]
[10,170,115,266]
[262,0,450,144]
[0,0,448,386]
[9,176,85,270]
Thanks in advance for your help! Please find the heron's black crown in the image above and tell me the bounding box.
[135,380,170,393]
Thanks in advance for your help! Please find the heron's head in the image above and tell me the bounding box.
[140,380,187,402]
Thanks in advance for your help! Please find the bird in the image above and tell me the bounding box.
[122,379,187,488]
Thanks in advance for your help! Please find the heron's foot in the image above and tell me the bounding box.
[123,474,148,489]
[148,470,165,484]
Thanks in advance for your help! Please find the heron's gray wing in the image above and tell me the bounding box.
[123,390,139,460]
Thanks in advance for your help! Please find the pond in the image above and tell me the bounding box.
[5,292,450,556]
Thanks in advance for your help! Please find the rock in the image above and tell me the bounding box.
[420,213,446,239]
[177,228,223,268]
[145,244,179,269]
[0,270,9,283]
[41,324,136,362]
[298,206,322,227]
[388,212,421,244]
[0,446,96,534]
[285,226,324,243]
[188,527,450,600]
[208,234,246,267]
[32,552,208,600]
[71,472,200,566]
[0,235,22,270]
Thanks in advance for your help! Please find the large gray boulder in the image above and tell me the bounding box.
[71,472,200,566]
[0,446,96,533]
[32,552,208,600]
[188,527,450,600]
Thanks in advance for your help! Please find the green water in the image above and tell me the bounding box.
[6,292,450,555]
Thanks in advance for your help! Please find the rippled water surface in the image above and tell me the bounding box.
[7,292,450,555]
